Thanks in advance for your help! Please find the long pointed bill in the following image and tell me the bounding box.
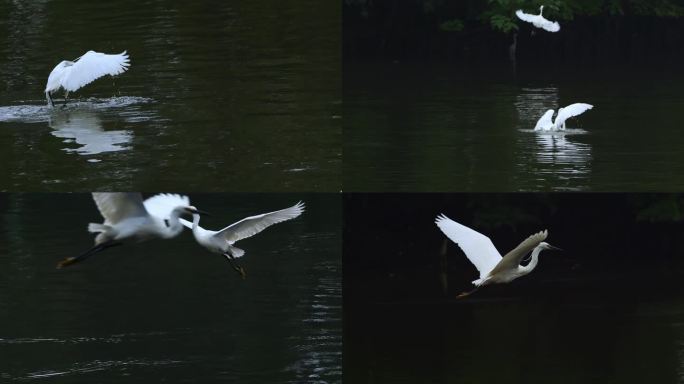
[547,244,563,251]
[187,207,210,216]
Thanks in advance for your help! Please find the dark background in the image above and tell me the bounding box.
[344,0,684,67]
[344,193,684,383]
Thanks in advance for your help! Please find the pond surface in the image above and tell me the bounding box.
[0,193,341,383]
[344,61,684,192]
[0,1,340,191]
[345,265,684,384]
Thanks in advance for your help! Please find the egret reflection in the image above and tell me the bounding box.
[48,108,132,155]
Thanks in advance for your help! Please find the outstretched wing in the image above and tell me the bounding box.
[92,192,147,225]
[534,109,555,131]
[554,103,593,129]
[489,230,548,276]
[143,193,190,219]
[214,201,305,243]
[61,50,130,92]
[515,10,538,23]
[541,19,561,32]
[435,215,502,278]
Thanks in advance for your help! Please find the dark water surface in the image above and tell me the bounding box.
[0,194,341,383]
[0,1,340,191]
[345,265,684,384]
[344,61,684,191]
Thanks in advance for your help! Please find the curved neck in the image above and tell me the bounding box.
[192,213,201,230]
[519,246,543,275]
[539,6,544,15]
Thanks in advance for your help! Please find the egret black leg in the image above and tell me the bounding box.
[61,91,69,109]
[57,241,122,268]
[47,92,54,107]
[223,252,246,279]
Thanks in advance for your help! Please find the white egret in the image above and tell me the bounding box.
[45,50,130,107]
[179,201,305,278]
[435,214,561,298]
[516,6,560,32]
[57,192,206,268]
[534,103,593,131]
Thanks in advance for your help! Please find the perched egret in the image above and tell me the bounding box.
[516,6,560,32]
[435,214,561,298]
[57,192,206,268]
[534,103,593,131]
[179,201,305,278]
[45,50,130,107]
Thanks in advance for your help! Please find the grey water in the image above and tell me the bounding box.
[344,61,684,191]
[0,194,341,383]
[0,1,340,191]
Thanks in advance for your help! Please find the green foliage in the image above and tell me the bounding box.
[439,19,464,32]
[632,195,684,223]
[490,14,518,33]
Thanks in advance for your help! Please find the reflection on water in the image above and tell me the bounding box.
[0,194,341,383]
[514,87,592,190]
[48,109,132,156]
[0,0,340,191]
[345,62,684,191]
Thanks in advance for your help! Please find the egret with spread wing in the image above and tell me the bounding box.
[45,50,130,107]
[57,192,206,268]
[435,214,561,298]
[534,103,593,131]
[516,6,560,32]
[179,201,305,278]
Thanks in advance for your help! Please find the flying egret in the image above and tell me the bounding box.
[45,50,130,108]
[516,6,560,32]
[179,201,305,278]
[435,214,561,298]
[57,193,206,268]
[534,103,593,131]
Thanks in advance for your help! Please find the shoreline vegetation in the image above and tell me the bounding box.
[344,0,684,65]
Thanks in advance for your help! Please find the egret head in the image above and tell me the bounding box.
[539,242,562,251]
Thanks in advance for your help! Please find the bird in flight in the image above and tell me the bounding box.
[435,214,561,298]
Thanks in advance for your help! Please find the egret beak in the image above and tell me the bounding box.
[186,207,210,216]
[547,244,563,251]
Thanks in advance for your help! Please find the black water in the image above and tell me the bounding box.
[0,193,341,383]
[0,1,340,191]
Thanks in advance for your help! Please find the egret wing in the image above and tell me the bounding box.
[143,193,190,219]
[489,230,548,276]
[515,10,538,23]
[61,51,130,92]
[541,20,561,32]
[534,109,555,131]
[554,103,593,129]
[214,201,305,243]
[92,192,147,225]
[435,215,502,278]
